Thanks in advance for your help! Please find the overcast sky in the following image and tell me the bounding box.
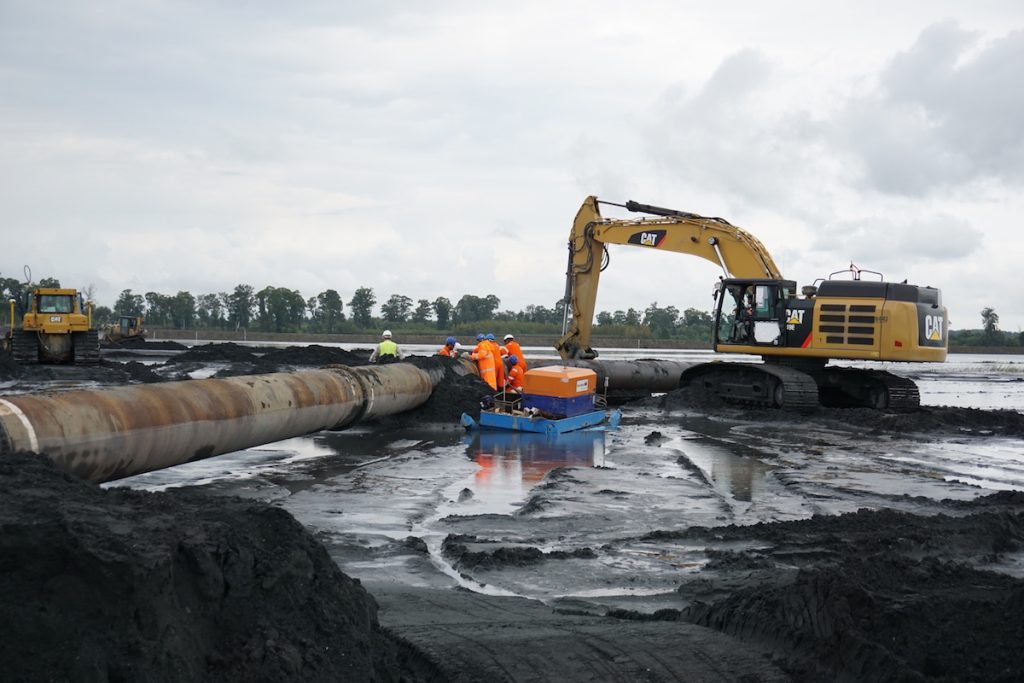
[2,1,1023,331]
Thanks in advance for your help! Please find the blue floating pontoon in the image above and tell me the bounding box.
[461,408,621,435]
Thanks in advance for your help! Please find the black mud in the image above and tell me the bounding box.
[103,337,188,351]
[0,453,437,682]
[645,492,1024,682]
[442,533,597,570]
[638,385,1024,436]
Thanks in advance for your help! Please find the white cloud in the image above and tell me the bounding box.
[1,2,1023,332]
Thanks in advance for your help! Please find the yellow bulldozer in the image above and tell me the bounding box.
[6,286,100,365]
[102,315,147,344]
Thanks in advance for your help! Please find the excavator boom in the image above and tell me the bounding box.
[558,196,781,358]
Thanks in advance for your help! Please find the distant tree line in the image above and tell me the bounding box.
[9,273,1017,346]
[0,273,720,341]
[949,307,1024,347]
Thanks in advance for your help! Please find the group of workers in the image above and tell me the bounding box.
[368,329,528,394]
[442,333,526,393]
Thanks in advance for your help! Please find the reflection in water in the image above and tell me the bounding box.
[682,437,774,503]
[464,430,607,504]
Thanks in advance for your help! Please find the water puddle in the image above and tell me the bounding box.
[455,429,608,514]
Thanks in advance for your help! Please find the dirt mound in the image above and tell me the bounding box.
[102,359,167,383]
[104,337,188,351]
[371,356,493,425]
[259,345,371,368]
[442,534,597,570]
[193,345,376,378]
[0,452,432,682]
[0,352,21,380]
[673,494,1024,681]
[166,342,259,365]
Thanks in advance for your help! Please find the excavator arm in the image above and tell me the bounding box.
[557,196,783,359]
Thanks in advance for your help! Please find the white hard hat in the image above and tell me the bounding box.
[503,334,514,340]
[382,330,392,338]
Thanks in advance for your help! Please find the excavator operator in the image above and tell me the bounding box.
[731,286,754,343]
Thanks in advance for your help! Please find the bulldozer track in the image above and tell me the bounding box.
[9,330,38,364]
[73,330,101,365]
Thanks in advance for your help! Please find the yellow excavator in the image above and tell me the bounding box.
[7,287,100,365]
[556,196,947,410]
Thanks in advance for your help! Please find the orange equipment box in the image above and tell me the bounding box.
[522,366,596,398]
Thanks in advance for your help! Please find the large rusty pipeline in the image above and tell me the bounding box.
[0,363,435,484]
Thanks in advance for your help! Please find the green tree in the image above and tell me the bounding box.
[228,284,255,329]
[256,286,306,332]
[349,287,376,328]
[643,302,680,338]
[432,297,452,329]
[38,277,61,288]
[169,291,196,329]
[196,293,225,329]
[1,276,27,311]
[981,307,999,342]
[92,305,113,327]
[314,289,345,333]
[454,294,500,323]
[412,299,433,324]
[381,294,413,323]
[144,292,173,327]
[113,289,145,317]
[679,307,714,341]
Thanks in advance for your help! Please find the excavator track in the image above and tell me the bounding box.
[73,330,101,366]
[680,362,819,412]
[818,367,920,411]
[9,330,38,365]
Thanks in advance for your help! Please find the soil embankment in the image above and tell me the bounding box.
[643,492,1024,681]
[0,452,439,682]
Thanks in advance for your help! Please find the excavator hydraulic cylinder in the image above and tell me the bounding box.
[0,364,436,485]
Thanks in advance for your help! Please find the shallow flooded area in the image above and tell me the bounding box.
[7,345,1024,681]
[113,352,1024,616]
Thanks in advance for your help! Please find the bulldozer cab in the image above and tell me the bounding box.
[36,293,76,314]
[119,316,140,335]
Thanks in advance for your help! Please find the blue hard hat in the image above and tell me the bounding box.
[486,333,495,341]
[508,355,518,365]
[445,336,456,345]
[476,333,485,341]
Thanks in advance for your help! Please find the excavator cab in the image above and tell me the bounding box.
[714,278,797,347]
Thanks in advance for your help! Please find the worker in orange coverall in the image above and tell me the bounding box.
[501,334,527,371]
[504,355,525,393]
[438,336,459,357]
[470,333,497,390]
[484,333,505,388]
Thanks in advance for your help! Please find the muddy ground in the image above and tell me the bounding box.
[2,342,1023,681]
